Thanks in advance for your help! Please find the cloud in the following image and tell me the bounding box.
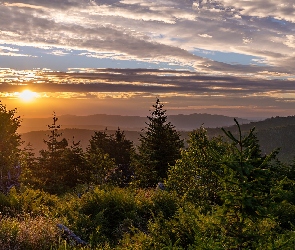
[1,0,295,79]
[1,67,294,118]
[1,68,295,99]
[219,0,295,22]
[4,0,81,9]
[0,45,34,56]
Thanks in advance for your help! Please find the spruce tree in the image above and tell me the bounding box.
[38,113,69,193]
[217,119,278,248]
[135,98,184,187]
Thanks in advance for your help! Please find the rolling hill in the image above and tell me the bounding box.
[207,116,295,163]
[20,114,295,163]
[19,113,251,133]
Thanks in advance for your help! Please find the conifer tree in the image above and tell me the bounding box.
[87,128,134,186]
[135,98,184,187]
[217,119,278,248]
[20,142,39,188]
[62,138,86,188]
[38,113,69,193]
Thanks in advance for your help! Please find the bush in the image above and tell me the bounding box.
[0,214,61,250]
[67,186,179,247]
[0,187,59,217]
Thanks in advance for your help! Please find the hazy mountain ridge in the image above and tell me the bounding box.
[19,113,250,154]
[19,113,251,134]
[207,115,295,163]
[21,114,295,163]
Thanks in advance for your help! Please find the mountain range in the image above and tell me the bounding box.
[20,114,295,163]
[19,113,251,134]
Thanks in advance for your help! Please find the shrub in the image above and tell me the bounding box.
[1,187,59,217]
[69,186,179,247]
[0,214,61,250]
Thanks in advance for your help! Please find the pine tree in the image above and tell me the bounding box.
[217,119,278,248]
[135,98,184,187]
[20,142,39,188]
[38,112,69,193]
[62,137,86,188]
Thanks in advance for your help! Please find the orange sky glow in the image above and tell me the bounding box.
[1,1,295,120]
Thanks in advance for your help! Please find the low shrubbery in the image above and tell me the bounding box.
[0,186,180,249]
[0,214,61,250]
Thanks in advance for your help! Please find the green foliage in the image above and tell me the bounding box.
[0,214,61,250]
[89,128,133,166]
[37,113,70,194]
[270,167,295,230]
[3,100,295,249]
[84,148,116,186]
[0,187,59,217]
[30,113,90,194]
[0,102,22,193]
[71,187,176,246]
[77,187,137,246]
[166,127,227,209]
[215,119,279,248]
[134,99,184,187]
[62,140,87,188]
[19,143,39,189]
[88,128,134,187]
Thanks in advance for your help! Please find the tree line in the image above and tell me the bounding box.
[0,99,183,194]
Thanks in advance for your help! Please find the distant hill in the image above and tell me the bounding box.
[20,115,295,162]
[19,113,250,155]
[207,116,295,163]
[19,113,251,133]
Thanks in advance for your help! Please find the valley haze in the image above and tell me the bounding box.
[19,113,252,134]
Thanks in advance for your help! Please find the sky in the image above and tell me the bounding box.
[0,0,295,120]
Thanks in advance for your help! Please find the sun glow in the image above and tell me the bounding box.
[18,90,38,102]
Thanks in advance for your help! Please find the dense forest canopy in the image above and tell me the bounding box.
[1,100,295,249]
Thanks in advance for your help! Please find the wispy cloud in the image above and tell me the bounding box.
[1,0,295,77]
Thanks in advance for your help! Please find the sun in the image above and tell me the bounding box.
[18,90,38,102]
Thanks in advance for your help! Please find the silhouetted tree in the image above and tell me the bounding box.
[0,102,22,193]
[62,138,86,188]
[88,128,134,186]
[84,147,116,186]
[20,142,39,188]
[38,113,69,193]
[134,98,184,187]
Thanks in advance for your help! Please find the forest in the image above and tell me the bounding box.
[1,99,295,249]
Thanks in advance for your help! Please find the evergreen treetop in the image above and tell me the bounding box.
[135,98,184,187]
